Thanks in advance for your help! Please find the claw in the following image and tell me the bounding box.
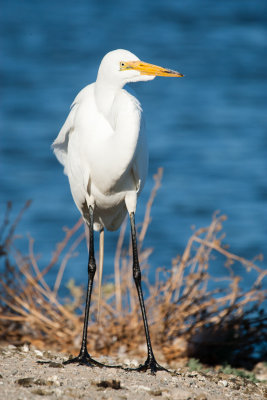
[63,355,104,368]
[125,356,169,375]
[63,350,121,369]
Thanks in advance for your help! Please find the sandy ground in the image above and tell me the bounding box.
[1,344,267,400]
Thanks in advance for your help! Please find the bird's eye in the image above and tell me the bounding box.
[120,62,126,70]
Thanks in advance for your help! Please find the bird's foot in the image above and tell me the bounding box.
[126,356,169,375]
[63,349,120,369]
[63,350,104,368]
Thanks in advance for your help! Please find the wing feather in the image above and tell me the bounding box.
[132,116,148,194]
[52,102,78,175]
[52,84,93,174]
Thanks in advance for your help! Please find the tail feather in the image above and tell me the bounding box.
[97,228,104,321]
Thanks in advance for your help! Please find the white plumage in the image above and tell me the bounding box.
[52,49,183,373]
[53,50,149,231]
[53,49,182,231]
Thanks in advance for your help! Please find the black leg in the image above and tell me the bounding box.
[64,206,117,368]
[127,212,168,374]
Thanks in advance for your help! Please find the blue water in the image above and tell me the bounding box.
[1,0,267,294]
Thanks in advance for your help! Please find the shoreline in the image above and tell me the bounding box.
[1,344,266,400]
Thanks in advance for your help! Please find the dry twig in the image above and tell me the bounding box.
[0,172,266,367]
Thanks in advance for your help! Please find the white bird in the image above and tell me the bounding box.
[53,49,183,373]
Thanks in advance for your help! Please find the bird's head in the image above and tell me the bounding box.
[97,49,183,87]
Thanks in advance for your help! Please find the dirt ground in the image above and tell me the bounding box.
[1,344,267,400]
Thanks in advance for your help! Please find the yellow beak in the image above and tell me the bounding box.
[120,60,183,77]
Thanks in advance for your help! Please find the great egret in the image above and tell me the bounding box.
[53,49,183,373]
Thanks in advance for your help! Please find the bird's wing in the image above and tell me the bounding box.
[52,85,92,175]
[132,115,148,194]
[52,85,95,222]
[52,102,78,175]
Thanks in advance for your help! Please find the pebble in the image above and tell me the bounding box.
[34,378,48,386]
[47,375,61,387]
[52,387,63,397]
[150,389,162,396]
[123,358,139,367]
[31,388,50,396]
[21,344,29,353]
[16,377,35,387]
[48,361,64,368]
[95,379,121,390]
[219,379,228,387]
[197,375,206,382]
[33,349,43,357]
[7,344,17,350]
[195,394,207,400]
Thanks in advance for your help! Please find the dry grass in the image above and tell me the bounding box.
[0,169,267,367]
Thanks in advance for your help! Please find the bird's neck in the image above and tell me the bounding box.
[95,80,123,119]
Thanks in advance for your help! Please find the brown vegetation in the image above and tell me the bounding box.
[0,169,266,368]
